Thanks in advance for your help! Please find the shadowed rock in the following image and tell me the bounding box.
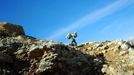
[0,52,13,64]
[0,22,25,37]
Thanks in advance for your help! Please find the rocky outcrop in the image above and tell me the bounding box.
[0,36,106,75]
[78,40,134,75]
[1,22,134,75]
[0,22,25,37]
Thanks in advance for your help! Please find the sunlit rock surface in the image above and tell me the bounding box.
[0,22,134,75]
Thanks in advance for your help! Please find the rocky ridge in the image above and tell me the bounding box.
[0,22,134,75]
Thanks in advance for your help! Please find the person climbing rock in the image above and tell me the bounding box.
[66,32,77,46]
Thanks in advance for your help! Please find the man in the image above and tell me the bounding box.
[66,32,77,46]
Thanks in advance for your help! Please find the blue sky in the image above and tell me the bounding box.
[0,0,134,43]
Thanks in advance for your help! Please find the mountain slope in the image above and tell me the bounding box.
[0,22,134,75]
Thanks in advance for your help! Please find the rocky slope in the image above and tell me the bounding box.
[0,22,134,75]
[78,40,134,75]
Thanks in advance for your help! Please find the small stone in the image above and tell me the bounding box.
[121,43,130,50]
[94,43,103,48]
[118,41,124,45]
[16,50,24,54]
[87,47,92,50]
[101,64,108,73]
[128,48,134,54]
[119,51,128,56]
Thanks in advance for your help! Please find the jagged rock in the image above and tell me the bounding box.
[0,22,25,37]
[0,36,132,75]
[38,53,57,72]
[1,22,134,75]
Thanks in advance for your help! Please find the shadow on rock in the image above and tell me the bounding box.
[39,44,107,75]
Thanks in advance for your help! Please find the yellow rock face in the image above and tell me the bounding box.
[0,22,25,36]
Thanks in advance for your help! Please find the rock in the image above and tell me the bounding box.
[117,40,125,45]
[119,51,128,56]
[120,43,130,50]
[1,22,134,75]
[0,22,25,37]
[94,43,103,48]
[127,41,134,48]
[28,44,44,59]
[101,64,108,73]
[128,48,134,54]
[101,50,107,54]
[0,52,13,64]
[16,50,25,54]
[38,53,57,72]
[0,30,10,37]
[100,45,109,50]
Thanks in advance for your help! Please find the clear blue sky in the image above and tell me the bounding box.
[0,0,134,43]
